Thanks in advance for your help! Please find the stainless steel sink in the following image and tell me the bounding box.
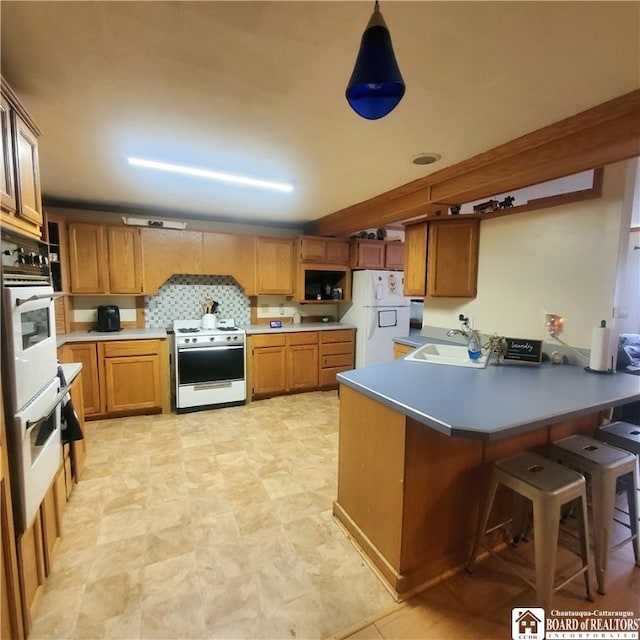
[404,343,488,368]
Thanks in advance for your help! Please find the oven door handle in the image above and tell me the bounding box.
[25,390,65,433]
[16,292,66,307]
[178,345,244,352]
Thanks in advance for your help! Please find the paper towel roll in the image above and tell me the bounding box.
[589,323,610,371]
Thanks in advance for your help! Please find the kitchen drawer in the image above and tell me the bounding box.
[321,353,354,368]
[286,331,318,346]
[320,342,354,356]
[102,339,160,357]
[319,366,352,388]
[250,334,285,348]
[320,329,354,344]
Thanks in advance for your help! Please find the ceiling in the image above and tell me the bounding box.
[1,1,639,231]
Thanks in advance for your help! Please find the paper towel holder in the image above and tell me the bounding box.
[584,319,615,374]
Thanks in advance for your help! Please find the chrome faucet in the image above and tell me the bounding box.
[446,314,471,338]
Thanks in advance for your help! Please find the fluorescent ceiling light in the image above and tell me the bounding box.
[127,157,293,193]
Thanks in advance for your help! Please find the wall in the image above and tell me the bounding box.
[422,161,632,348]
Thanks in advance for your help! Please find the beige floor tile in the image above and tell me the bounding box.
[97,506,147,544]
[142,551,200,607]
[89,534,147,582]
[140,590,205,639]
[28,584,84,639]
[77,568,143,626]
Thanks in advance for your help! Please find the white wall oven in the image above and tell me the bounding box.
[3,280,59,412]
[11,377,62,531]
[2,267,63,532]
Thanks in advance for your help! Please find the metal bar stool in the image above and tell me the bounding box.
[467,451,593,610]
[597,420,640,465]
[550,435,640,595]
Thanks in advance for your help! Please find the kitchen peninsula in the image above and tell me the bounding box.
[334,357,640,600]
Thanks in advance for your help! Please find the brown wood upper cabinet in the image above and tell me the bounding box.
[201,232,257,296]
[1,77,43,239]
[141,228,257,295]
[68,223,142,294]
[403,222,428,296]
[141,228,203,294]
[255,237,294,295]
[403,218,479,298]
[298,236,350,265]
[351,239,405,270]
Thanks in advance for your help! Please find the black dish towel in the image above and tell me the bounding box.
[61,393,84,443]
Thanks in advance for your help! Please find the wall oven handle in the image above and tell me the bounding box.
[25,390,65,433]
[16,292,66,307]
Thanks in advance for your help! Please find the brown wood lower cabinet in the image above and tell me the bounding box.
[286,333,318,392]
[319,329,355,388]
[58,339,168,420]
[250,333,318,398]
[40,476,63,577]
[17,510,45,635]
[393,342,415,359]
[103,341,162,413]
[249,329,354,399]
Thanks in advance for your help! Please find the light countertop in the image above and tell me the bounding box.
[243,322,355,334]
[337,358,640,441]
[59,362,82,387]
[57,328,168,347]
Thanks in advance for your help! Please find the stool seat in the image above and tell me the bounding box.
[598,421,640,456]
[496,451,587,497]
[468,451,593,610]
[551,435,640,595]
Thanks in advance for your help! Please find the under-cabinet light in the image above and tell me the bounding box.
[127,157,294,193]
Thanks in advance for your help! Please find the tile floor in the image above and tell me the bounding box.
[30,391,395,639]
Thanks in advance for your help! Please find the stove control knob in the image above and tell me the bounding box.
[185,338,190,343]
[226,336,232,342]
[210,337,215,342]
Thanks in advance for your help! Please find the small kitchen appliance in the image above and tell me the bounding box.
[97,305,121,332]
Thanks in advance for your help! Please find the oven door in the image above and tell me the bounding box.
[12,378,62,532]
[177,344,245,386]
[3,284,58,412]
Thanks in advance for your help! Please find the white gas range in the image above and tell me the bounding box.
[172,318,246,412]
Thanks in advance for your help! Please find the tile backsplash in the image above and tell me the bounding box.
[144,274,251,328]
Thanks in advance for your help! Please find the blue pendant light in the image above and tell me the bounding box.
[346,1,405,120]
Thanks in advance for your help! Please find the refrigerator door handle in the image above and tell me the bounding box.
[367,308,377,340]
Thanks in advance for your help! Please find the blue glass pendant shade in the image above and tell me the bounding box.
[346,2,405,120]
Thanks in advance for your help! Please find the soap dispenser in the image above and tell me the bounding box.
[467,329,482,360]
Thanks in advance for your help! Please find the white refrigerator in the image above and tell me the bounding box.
[341,270,411,368]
